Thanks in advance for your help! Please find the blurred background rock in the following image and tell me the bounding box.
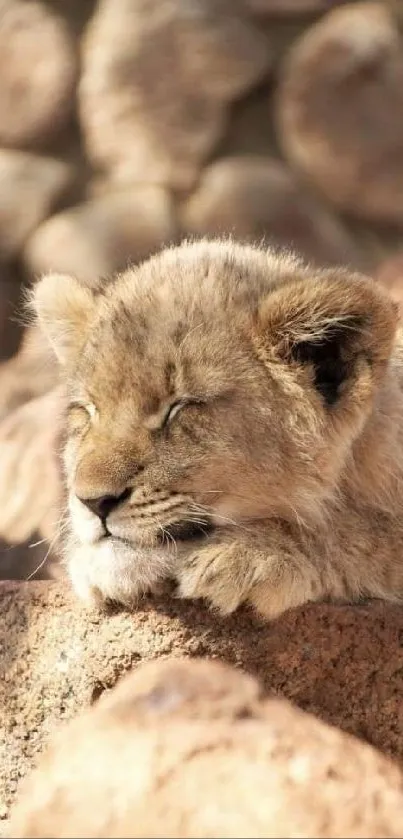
[1,0,403,577]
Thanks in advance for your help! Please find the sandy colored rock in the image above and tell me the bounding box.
[275,2,403,225]
[0,388,64,546]
[0,540,62,584]
[0,0,77,149]
[180,156,366,269]
[24,188,177,283]
[2,581,403,822]
[79,0,271,189]
[9,657,403,838]
[0,327,57,421]
[376,252,403,310]
[247,0,325,14]
[0,326,63,548]
[0,150,75,261]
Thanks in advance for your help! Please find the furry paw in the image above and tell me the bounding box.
[176,542,263,615]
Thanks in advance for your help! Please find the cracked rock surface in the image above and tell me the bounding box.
[2,581,403,827]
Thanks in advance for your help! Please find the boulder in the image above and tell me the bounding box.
[275,3,403,225]
[24,188,177,283]
[181,156,366,269]
[79,0,272,188]
[0,0,76,149]
[2,581,403,823]
[0,151,75,261]
[9,656,403,838]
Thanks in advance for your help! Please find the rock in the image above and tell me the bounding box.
[180,156,366,269]
[2,582,403,821]
[247,0,325,15]
[0,327,58,421]
[9,657,403,838]
[24,188,177,283]
[0,388,64,545]
[0,151,75,261]
[0,0,77,149]
[79,0,272,189]
[275,2,403,225]
[375,253,403,310]
[0,329,63,549]
[0,540,62,583]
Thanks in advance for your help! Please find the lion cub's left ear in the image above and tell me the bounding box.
[31,273,97,365]
[256,270,399,406]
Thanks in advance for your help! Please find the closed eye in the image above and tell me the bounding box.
[162,397,203,428]
[69,401,97,418]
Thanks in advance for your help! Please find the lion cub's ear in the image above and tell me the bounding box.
[31,274,97,365]
[256,270,398,406]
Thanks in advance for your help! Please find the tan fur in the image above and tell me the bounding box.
[32,239,403,619]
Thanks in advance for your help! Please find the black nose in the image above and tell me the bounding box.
[78,489,130,520]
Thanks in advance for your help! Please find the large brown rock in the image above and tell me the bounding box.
[24,188,177,283]
[9,657,403,839]
[0,0,77,149]
[275,2,403,225]
[2,582,403,823]
[180,156,366,269]
[247,0,325,15]
[0,388,64,546]
[0,150,75,261]
[79,0,272,189]
[0,326,58,423]
[376,252,403,310]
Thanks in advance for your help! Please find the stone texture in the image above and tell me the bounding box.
[0,388,63,546]
[376,252,403,310]
[180,156,367,269]
[247,0,325,15]
[79,0,272,189]
[9,657,403,839]
[275,2,403,225]
[0,327,57,422]
[24,188,177,283]
[0,0,77,149]
[2,581,403,823]
[0,150,75,261]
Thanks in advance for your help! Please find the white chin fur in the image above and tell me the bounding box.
[68,537,173,609]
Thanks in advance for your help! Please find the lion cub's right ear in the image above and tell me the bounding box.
[31,274,97,365]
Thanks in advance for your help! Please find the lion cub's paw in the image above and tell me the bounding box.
[176,543,259,615]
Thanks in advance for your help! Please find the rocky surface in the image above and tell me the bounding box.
[24,187,177,282]
[180,156,367,268]
[2,0,403,376]
[2,581,403,826]
[276,2,403,225]
[79,0,271,189]
[0,151,75,261]
[0,0,77,149]
[0,389,63,546]
[9,657,403,838]
[247,0,326,14]
[376,252,403,309]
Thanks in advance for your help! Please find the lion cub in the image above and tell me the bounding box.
[32,239,403,619]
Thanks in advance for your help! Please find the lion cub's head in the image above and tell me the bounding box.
[33,240,397,606]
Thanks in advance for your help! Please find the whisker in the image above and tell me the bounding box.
[26,511,70,579]
[158,523,178,554]
[189,502,252,534]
